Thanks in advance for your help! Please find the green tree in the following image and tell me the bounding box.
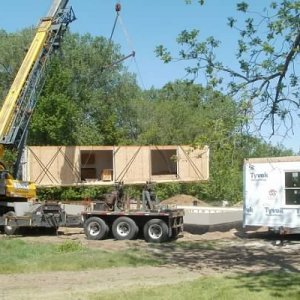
[134,80,293,202]
[28,32,141,145]
[29,93,78,145]
[133,81,242,201]
[0,28,141,146]
[0,28,34,101]
[135,81,238,145]
[156,1,300,135]
[198,125,293,202]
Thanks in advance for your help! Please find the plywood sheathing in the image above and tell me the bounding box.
[25,145,209,186]
[27,146,80,185]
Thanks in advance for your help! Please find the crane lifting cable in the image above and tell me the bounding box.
[104,3,136,70]
[109,3,121,43]
[115,3,146,89]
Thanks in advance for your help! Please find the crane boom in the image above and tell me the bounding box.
[0,20,52,142]
[47,0,69,17]
[0,0,75,177]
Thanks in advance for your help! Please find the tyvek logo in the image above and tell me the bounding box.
[250,172,268,181]
[265,207,283,215]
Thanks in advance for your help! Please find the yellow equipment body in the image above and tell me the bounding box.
[0,174,36,200]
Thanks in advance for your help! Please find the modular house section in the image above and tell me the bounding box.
[243,156,300,230]
[24,145,209,186]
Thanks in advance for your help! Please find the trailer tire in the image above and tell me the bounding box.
[84,217,109,240]
[112,217,138,240]
[143,219,169,243]
[4,211,18,236]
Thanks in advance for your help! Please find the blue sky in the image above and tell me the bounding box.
[0,0,246,89]
[0,0,299,152]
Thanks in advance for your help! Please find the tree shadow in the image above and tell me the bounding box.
[226,271,300,298]
[146,234,300,274]
[184,221,243,235]
[236,229,300,246]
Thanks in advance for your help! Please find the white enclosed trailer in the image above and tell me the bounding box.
[243,156,300,233]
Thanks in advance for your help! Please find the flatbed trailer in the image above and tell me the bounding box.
[0,201,82,235]
[82,208,184,243]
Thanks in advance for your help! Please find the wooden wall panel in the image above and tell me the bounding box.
[25,145,209,186]
[114,146,150,183]
[27,146,80,185]
[177,146,209,181]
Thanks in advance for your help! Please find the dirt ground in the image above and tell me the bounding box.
[160,194,209,206]
[1,225,300,300]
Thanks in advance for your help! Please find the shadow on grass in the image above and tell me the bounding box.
[236,229,300,247]
[227,271,300,298]
[146,232,300,274]
[184,221,243,234]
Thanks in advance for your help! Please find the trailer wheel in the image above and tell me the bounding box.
[112,217,138,240]
[143,219,169,243]
[84,217,109,240]
[4,211,19,236]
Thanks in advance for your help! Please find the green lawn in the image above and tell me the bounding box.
[90,271,300,300]
[1,238,300,300]
[0,238,162,273]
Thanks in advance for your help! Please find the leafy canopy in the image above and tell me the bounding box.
[29,32,141,146]
[157,1,300,137]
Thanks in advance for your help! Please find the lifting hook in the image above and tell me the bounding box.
[115,3,121,13]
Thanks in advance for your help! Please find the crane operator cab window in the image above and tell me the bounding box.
[0,171,9,180]
[0,171,10,195]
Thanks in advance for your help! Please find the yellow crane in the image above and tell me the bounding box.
[0,0,75,201]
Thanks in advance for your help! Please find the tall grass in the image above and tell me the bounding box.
[0,238,162,274]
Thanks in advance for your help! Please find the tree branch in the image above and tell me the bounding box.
[274,30,300,103]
